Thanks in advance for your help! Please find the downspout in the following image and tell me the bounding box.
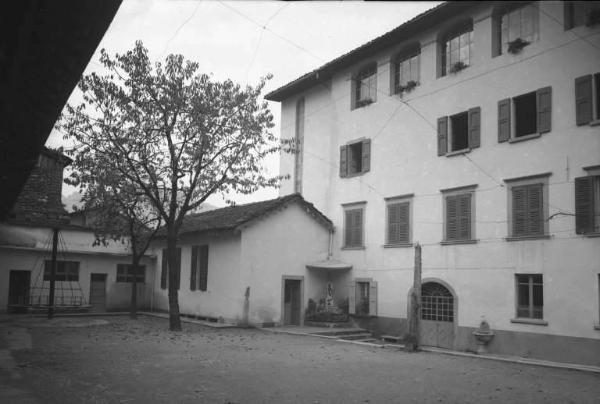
[328,229,333,259]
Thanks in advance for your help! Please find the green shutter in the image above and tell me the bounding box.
[528,184,544,235]
[190,246,198,291]
[340,145,348,178]
[468,107,481,148]
[199,245,209,291]
[446,195,458,240]
[353,209,363,246]
[458,193,472,240]
[575,176,595,234]
[437,116,448,156]
[498,98,511,142]
[387,203,400,244]
[512,187,528,236]
[575,75,593,126]
[160,249,167,290]
[362,139,371,173]
[536,86,552,134]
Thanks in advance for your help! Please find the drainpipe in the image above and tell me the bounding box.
[328,229,333,259]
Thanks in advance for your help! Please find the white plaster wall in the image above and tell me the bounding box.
[151,233,244,322]
[240,203,331,325]
[278,2,600,339]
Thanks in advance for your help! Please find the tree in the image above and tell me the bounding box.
[59,41,287,331]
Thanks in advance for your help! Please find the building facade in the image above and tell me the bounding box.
[267,1,600,365]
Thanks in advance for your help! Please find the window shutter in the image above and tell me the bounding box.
[190,246,198,291]
[398,202,410,244]
[446,195,458,240]
[498,98,511,142]
[575,75,593,126]
[512,187,528,236]
[160,249,167,289]
[344,210,352,246]
[575,176,595,234]
[437,116,448,156]
[353,209,363,246]
[468,107,481,149]
[458,193,472,240]
[528,184,544,235]
[369,281,378,316]
[174,247,182,290]
[362,139,371,173]
[199,245,209,291]
[371,67,378,102]
[387,203,400,244]
[348,282,356,314]
[536,86,552,134]
[340,145,348,178]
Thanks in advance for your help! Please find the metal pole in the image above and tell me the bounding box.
[47,227,59,319]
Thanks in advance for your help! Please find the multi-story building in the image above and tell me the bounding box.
[266,1,600,365]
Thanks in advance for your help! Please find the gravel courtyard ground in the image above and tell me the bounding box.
[1,315,599,404]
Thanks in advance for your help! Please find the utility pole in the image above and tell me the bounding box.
[47,227,59,319]
[407,243,422,351]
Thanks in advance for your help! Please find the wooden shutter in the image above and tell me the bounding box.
[575,176,595,234]
[160,249,167,289]
[352,209,363,246]
[575,75,593,126]
[198,245,209,291]
[446,195,458,240]
[371,67,378,102]
[536,86,552,134]
[512,186,528,236]
[437,116,448,156]
[340,145,348,178]
[398,202,410,244]
[528,184,544,235]
[458,193,472,240]
[498,98,511,142]
[348,282,356,314]
[468,107,481,149]
[361,139,371,173]
[387,203,400,244]
[369,281,378,316]
[190,246,198,291]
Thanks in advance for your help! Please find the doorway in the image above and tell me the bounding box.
[8,270,31,308]
[89,273,107,312]
[419,281,455,349]
[282,277,303,325]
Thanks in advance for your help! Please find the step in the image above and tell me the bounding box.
[381,335,403,343]
[312,328,368,337]
[337,333,374,341]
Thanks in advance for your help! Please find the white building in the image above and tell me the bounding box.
[266,1,600,365]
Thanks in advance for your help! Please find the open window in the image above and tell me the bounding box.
[498,87,552,142]
[437,107,480,155]
[575,73,600,126]
[492,3,539,56]
[352,63,377,109]
[340,139,371,177]
[348,278,377,316]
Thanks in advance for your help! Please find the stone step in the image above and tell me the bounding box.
[312,328,368,337]
[337,333,374,341]
[381,335,403,343]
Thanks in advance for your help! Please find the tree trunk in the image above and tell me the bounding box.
[130,255,139,320]
[167,228,182,331]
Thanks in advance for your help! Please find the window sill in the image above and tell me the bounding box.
[345,171,368,179]
[589,119,600,127]
[342,246,366,251]
[384,243,413,248]
[441,239,477,245]
[445,148,471,157]
[505,235,551,242]
[508,133,541,143]
[511,318,548,326]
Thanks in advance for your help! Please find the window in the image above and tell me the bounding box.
[339,139,371,177]
[43,260,79,281]
[352,64,377,109]
[393,48,420,94]
[575,73,600,125]
[294,98,305,193]
[343,204,365,248]
[516,274,543,319]
[498,87,552,142]
[505,174,550,239]
[564,1,600,30]
[421,282,454,322]
[575,174,600,234]
[160,247,181,290]
[437,107,480,155]
[349,278,377,316]
[190,245,209,291]
[385,197,411,246]
[116,264,145,283]
[442,186,476,243]
[441,23,473,76]
[493,3,538,56]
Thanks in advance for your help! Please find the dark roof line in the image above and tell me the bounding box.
[265,1,483,102]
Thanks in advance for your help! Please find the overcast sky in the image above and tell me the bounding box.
[50,0,441,208]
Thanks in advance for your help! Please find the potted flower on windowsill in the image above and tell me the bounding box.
[356,97,374,108]
[507,37,530,54]
[395,80,419,95]
[449,61,467,74]
[586,8,600,27]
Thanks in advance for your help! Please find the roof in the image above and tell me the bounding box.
[158,193,333,237]
[265,1,482,102]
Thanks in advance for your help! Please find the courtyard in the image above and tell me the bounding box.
[1,315,599,404]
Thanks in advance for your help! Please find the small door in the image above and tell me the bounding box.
[283,279,302,325]
[8,270,31,306]
[89,273,107,312]
[419,282,455,349]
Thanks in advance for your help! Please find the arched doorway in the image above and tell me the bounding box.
[420,281,455,349]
